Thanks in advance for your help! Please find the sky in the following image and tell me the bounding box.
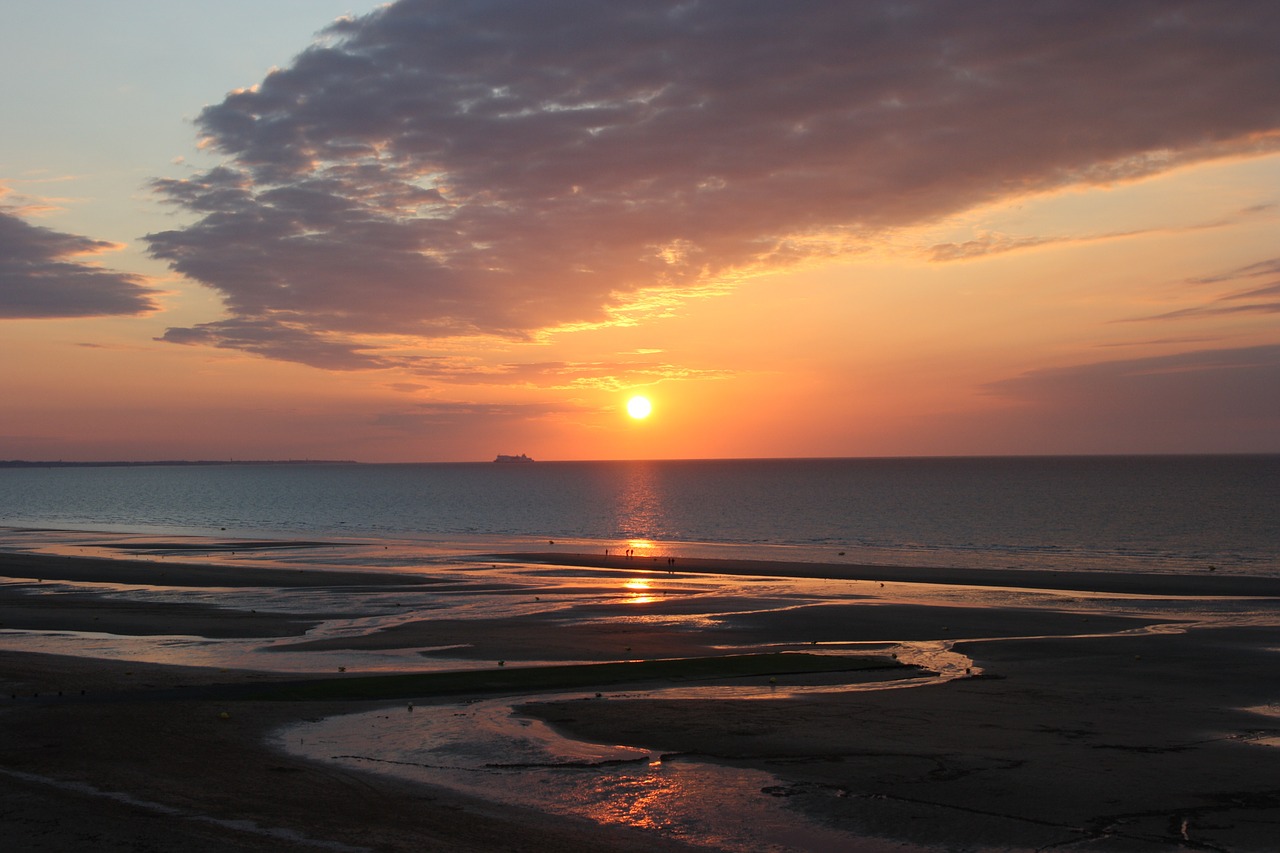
[2,0,1279,463]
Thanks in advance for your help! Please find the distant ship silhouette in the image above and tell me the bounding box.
[493,453,535,463]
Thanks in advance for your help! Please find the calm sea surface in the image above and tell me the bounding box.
[1,456,1276,575]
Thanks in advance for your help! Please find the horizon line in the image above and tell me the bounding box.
[3,451,1278,468]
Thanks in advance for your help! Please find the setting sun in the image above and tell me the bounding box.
[626,395,653,419]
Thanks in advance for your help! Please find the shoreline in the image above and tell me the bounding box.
[4,540,1278,597]
[0,548,438,588]
[3,546,1280,850]
[500,551,1280,597]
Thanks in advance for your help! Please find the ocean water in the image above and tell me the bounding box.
[4,457,1278,851]
[1,455,1276,575]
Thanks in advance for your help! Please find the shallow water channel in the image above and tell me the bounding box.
[279,693,853,851]
[274,649,972,852]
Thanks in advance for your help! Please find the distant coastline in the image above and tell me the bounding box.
[3,452,1276,470]
[0,459,361,469]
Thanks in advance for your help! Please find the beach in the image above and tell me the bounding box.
[3,538,1280,851]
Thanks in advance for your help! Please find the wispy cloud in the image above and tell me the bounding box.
[394,358,728,391]
[1187,257,1280,286]
[373,401,579,432]
[1,191,160,319]
[1094,336,1219,349]
[160,317,730,386]
[147,0,1280,367]
[927,233,1058,262]
[1126,255,1280,321]
[1138,297,1280,322]
[927,205,1276,262]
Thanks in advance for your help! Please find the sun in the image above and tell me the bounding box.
[626,395,652,419]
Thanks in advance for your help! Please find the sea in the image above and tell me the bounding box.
[1,454,1276,575]
[4,455,1278,851]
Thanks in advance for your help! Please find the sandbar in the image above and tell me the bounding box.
[0,549,434,588]
[502,551,1280,596]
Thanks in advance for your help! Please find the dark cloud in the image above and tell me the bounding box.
[147,0,1280,365]
[985,345,1280,431]
[1,207,159,319]
[157,318,414,370]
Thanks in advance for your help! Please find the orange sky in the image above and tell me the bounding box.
[2,2,1278,462]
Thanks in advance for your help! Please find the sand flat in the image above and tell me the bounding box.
[0,549,434,588]
[3,547,1280,851]
[502,551,1280,596]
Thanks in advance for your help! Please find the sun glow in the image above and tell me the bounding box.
[626,395,652,419]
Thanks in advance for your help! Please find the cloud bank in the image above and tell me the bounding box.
[1,203,158,319]
[983,345,1280,450]
[147,0,1280,368]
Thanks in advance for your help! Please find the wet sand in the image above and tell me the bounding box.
[522,626,1280,851]
[3,547,1280,851]
[0,548,437,588]
[504,551,1280,597]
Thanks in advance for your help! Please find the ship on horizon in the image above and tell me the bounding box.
[493,453,535,463]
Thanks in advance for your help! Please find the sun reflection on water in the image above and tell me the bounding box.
[616,460,663,540]
[624,538,655,557]
[282,699,861,852]
[622,578,658,605]
[586,770,686,833]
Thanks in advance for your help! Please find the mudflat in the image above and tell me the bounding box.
[2,547,1279,851]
